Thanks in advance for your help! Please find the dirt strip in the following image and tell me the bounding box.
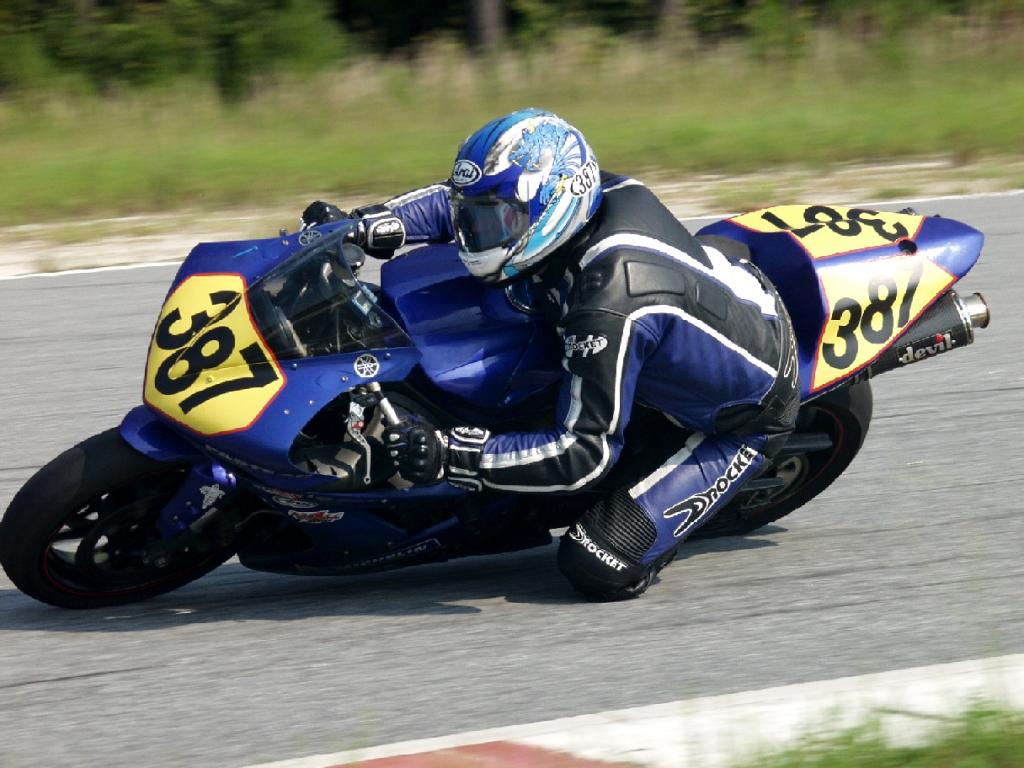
[2,157,1020,277]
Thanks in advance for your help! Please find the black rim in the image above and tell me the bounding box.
[42,467,223,597]
[737,452,812,510]
[745,406,843,512]
[695,405,847,536]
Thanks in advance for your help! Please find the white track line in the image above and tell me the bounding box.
[243,653,1024,768]
[1,189,1020,283]
[0,259,182,282]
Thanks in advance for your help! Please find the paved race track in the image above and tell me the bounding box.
[1,194,1022,768]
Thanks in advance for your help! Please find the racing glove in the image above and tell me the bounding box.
[350,204,406,259]
[383,423,490,491]
[300,200,347,230]
[300,201,406,259]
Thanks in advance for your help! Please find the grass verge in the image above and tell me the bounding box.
[1,22,1023,226]
[744,707,1024,768]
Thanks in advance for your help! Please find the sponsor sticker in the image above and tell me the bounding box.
[897,331,956,364]
[287,509,346,524]
[564,333,608,358]
[271,494,318,509]
[664,445,758,537]
[353,353,380,378]
[370,219,402,237]
[345,538,442,569]
[198,484,225,510]
[451,159,483,187]
[568,523,627,572]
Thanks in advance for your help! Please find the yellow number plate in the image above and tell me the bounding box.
[811,256,955,392]
[732,205,925,260]
[144,274,285,435]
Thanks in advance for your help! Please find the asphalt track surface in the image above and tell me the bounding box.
[1,194,1021,768]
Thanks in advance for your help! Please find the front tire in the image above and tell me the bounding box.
[0,429,235,608]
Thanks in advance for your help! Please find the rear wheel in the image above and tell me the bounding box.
[692,381,873,538]
[0,429,235,608]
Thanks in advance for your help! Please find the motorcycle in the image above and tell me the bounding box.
[0,204,991,608]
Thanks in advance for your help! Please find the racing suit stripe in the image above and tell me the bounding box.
[480,376,583,470]
[627,432,706,499]
[479,433,579,470]
[473,310,652,493]
[383,183,453,243]
[386,183,449,209]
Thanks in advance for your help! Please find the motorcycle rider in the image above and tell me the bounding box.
[301,109,800,600]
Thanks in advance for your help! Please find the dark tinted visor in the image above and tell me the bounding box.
[451,193,529,253]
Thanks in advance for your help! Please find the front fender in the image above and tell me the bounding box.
[120,405,204,463]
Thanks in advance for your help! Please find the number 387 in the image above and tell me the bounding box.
[152,291,279,414]
[822,261,923,369]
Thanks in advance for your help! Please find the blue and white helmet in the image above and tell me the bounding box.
[449,109,602,285]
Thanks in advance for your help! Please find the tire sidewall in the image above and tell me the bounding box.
[0,428,233,608]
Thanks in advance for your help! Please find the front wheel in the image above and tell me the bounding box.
[692,380,873,538]
[0,429,235,608]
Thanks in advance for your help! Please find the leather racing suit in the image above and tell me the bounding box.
[379,173,800,597]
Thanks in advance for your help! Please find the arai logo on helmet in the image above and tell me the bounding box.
[451,159,482,187]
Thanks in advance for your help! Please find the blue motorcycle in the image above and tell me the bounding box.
[0,205,991,607]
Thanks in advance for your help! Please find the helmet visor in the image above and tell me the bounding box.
[451,193,530,254]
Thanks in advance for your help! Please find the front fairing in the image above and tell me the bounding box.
[139,223,420,477]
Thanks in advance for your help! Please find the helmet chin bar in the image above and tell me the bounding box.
[460,244,510,284]
[459,208,552,286]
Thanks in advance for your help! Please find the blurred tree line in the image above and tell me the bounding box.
[1,0,1022,99]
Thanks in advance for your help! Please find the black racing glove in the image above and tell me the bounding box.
[384,423,446,485]
[383,423,491,490]
[300,200,347,230]
[301,201,406,260]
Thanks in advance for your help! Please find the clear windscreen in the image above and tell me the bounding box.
[248,226,412,360]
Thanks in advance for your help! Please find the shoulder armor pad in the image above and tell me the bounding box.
[624,260,729,321]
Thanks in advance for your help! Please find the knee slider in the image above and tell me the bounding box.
[557,521,649,597]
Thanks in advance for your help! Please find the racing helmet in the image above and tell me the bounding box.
[449,109,602,285]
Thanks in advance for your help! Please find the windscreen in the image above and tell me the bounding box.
[248,227,412,360]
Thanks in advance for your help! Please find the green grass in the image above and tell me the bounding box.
[871,186,920,201]
[744,707,1024,768]
[2,23,1024,225]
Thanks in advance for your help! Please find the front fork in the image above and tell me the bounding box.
[121,405,241,552]
[155,463,238,540]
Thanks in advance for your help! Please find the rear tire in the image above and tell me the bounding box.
[0,428,235,608]
[692,381,873,538]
